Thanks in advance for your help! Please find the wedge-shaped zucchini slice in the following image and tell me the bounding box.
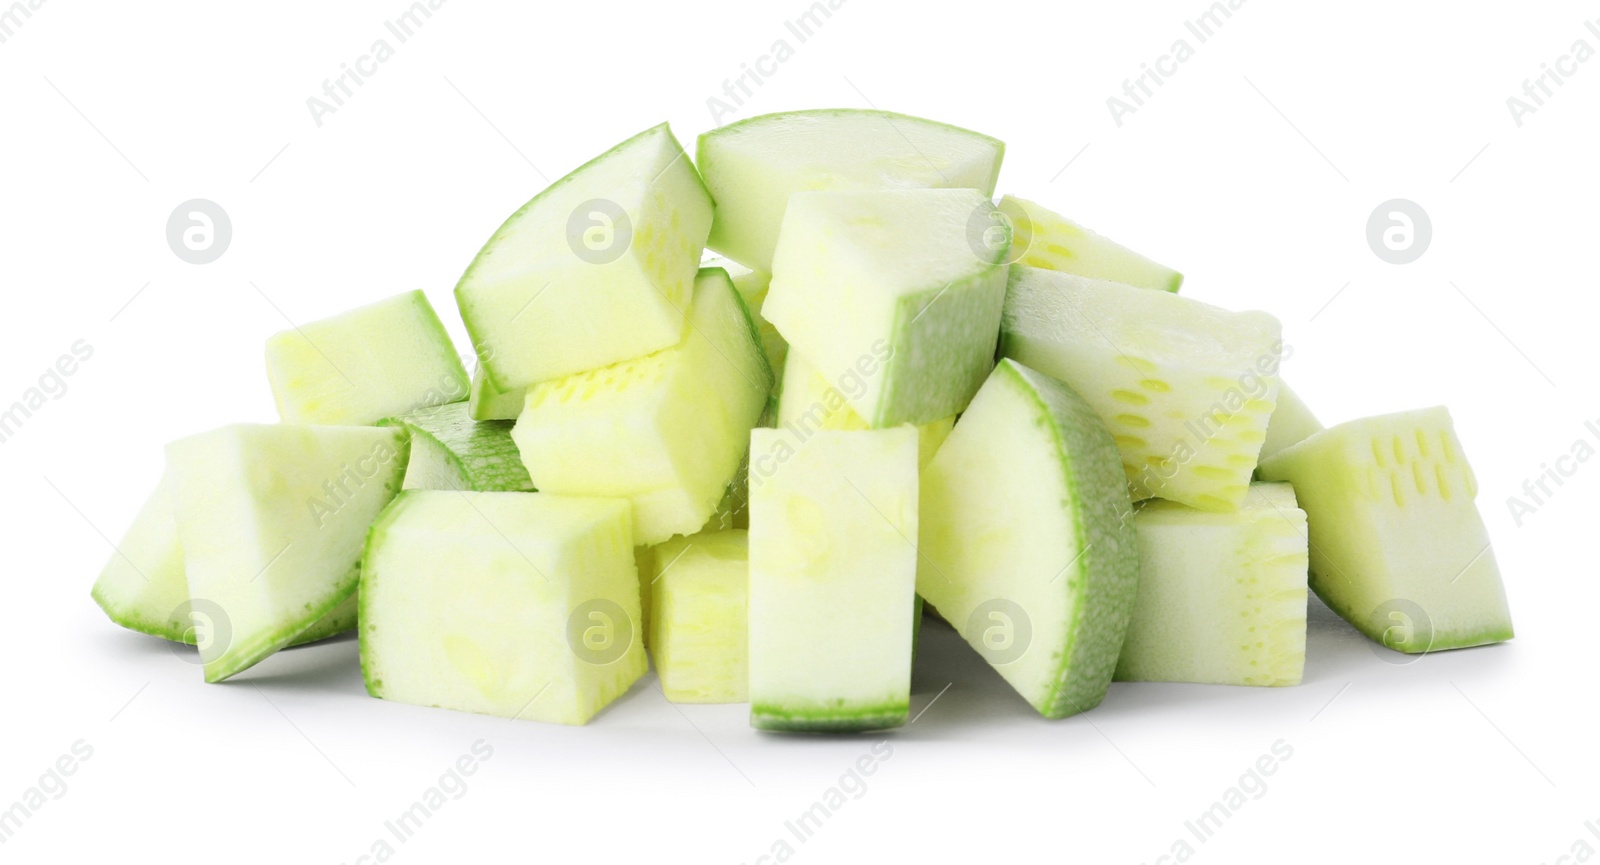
[698,109,1004,272]
[456,123,713,389]
[91,469,190,641]
[91,466,361,648]
[1259,407,1513,653]
[763,188,1010,428]
[1000,266,1282,511]
[167,424,407,682]
[918,359,1138,718]
[1001,195,1183,292]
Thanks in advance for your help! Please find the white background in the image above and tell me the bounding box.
[1,0,1595,862]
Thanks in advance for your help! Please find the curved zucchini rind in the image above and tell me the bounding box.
[93,589,192,642]
[204,563,362,682]
[166,424,409,683]
[90,471,191,642]
[751,702,909,734]
[91,468,364,649]
[875,261,1009,428]
[379,401,533,492]
[454,123,714,392]
[761,188,1011,430]
[290,593,360,646]
[98,590,360,648]
[918,359,1139,720]
[698,109,1005,272]
[1012,363,1141,718]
